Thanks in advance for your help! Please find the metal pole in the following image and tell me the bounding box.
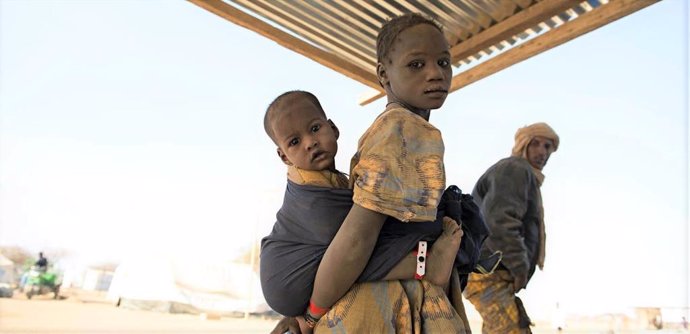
[245,224,258,320]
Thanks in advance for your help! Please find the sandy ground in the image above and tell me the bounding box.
[0,290,685,334]
[0,291,278,334]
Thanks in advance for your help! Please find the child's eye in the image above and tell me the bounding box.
[438,58,450,67]
[289,138,300,147]
[311,124,321,132]
[408,60,424,69]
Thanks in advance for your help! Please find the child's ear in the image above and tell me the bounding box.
[328,119,340,139]
[376,62,388,87]
[277,148,292,166]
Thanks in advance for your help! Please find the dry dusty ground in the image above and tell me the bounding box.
[0,290,684,334]
[0,291,278,334]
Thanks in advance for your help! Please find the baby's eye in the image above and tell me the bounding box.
[311,124,321,132]
[438,58,450,67]
[289,138,300,147]
[408,60,424,69]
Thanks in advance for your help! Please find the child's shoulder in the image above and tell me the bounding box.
[369,106,439,133]
[376,106,417,121]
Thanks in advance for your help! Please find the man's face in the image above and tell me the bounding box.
[379,24,452,111]
[271,98,339,171]
[526,136,555,170]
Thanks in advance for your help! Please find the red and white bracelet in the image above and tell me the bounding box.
[414,241,427,280]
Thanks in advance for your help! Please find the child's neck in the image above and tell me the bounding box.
[386,101,430,121]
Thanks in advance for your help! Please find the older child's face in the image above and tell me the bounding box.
[272,98,339,171]
[380,24,451,112]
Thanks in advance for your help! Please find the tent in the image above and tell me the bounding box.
[0,254,16,297]
[107,256,269,315]
[0,253,15,285]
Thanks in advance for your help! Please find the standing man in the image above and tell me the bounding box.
[464,122,560,334]
[35,252,48,271]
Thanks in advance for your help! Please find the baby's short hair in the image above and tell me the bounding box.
[376,13,444,64]
[264,90,326,144]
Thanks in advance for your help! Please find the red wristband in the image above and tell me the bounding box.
[309,300,330,317]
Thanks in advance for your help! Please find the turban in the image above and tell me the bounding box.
[511,122,559,158]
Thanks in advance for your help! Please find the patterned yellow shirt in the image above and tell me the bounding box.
[349,106,445,222]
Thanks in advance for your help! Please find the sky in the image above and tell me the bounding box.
[0,0,687,319]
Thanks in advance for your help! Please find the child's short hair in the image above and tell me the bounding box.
[264,90,326,144]
[376,13,444,64]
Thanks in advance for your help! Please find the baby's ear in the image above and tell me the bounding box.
[376,62,388,87]
[277,148,292,166]
[328,119,340,139]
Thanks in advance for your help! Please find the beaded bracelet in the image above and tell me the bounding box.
[304,311,320,328]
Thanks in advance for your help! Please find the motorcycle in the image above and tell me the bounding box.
[22,266,61,299]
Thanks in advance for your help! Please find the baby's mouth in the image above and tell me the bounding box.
[311,151,326,161]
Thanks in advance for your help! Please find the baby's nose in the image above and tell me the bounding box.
[306,138,318,150]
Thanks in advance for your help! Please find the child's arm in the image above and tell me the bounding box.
[308,109,448,314]
[310,211,462,310]
[309,212,462,317]
[309,203,386,309]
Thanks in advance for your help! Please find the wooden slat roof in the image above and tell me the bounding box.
[190,0,659,105]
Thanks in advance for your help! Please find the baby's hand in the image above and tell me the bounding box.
[270,316,301,334]
[426,217,463,286]
[296,316,313,334]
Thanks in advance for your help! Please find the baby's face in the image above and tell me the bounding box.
[383,24,452,111]
[272,98,338,171]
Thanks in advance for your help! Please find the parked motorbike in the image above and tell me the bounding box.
[22,266,60,299]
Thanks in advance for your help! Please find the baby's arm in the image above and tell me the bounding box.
[309,204,386,310]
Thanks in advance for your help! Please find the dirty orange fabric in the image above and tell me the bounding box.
[286,166,349,189]
[315,269,470,333]
[464,271,531,334]
[349,106,445,223]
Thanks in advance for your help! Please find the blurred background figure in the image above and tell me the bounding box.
[35,252,48,271]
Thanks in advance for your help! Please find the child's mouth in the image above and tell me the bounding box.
[424,88,448,96]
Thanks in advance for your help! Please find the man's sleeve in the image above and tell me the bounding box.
[481,163,533,281]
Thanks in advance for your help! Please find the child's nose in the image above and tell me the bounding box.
[427,65,445,80]
[305,137,318,150]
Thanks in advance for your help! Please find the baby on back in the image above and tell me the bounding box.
[259,90,463,317]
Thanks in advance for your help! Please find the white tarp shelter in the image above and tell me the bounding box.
[0,253,15,284]
[107,256,269,315]
[82,269,114,291]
